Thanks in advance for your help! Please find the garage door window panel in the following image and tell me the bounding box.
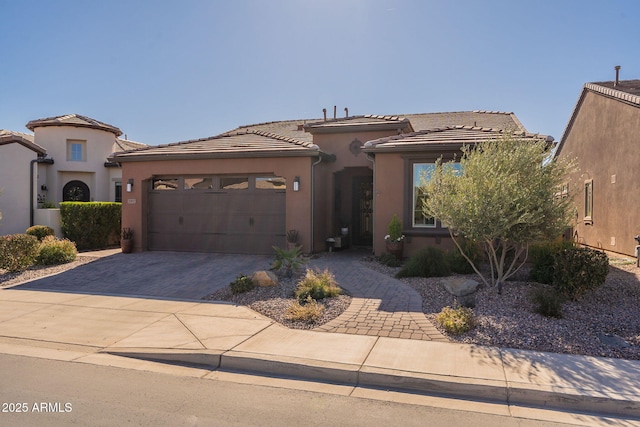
[152,178,179,190]
[221,177,249,190]
[256,176,286,190]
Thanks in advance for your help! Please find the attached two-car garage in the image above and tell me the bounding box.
[147,175,286,254]
[116,129,321,254]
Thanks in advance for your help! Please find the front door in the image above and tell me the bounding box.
[352,176,373,246]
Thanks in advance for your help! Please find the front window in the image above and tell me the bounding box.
[413,163,436,228]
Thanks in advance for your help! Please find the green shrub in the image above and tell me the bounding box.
[447,238,481,274]
[0,234,40,272]
[529,239,574,284]
[271,246,307,277]
[285,296,325,323]
[26,225,55,241]
[436,305,476,335]
[552,247,609,301]
[230,274,255,295]
[378,252,402,267]
[295,268,341,302]
[396,246,451,278]
[530,286,564,318]
[60,202,121,250]
[387,214,403,241]
[36,236,77,265]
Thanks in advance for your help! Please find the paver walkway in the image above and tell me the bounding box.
[310,251,447,341]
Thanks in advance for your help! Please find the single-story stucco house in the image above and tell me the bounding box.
[0,114,144,236]
[113,110,552,256]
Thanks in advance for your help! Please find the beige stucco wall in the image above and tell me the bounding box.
[558,91,640,257]
[121,156,314,253]
[33,126,119,204]
[0,143,39,235]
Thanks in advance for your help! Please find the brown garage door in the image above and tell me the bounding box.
[147,176,286,254]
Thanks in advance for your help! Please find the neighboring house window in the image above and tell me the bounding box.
[584,179,593,222]
[115,182,122,203]
[413,163,436,228]
[67,140,87,161]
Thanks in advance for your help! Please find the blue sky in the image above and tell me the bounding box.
[2,0,639,145]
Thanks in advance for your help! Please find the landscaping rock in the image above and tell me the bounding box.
[597,333,631,349]
[252,270,278,287]
[441,277,480,308]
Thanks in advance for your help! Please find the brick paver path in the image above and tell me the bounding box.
[310,251,447,342]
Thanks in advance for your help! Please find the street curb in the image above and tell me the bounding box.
[103,348,640,420]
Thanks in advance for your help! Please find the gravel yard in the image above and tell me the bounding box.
[3,253,639,360]
[364,256,640,361]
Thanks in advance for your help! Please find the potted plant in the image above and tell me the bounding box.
[121,227,134,254]
[286,229,300,250]
[385,214,405,261]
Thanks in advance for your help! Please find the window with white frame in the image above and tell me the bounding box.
[584,179,593,222]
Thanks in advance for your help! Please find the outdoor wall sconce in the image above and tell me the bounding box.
[293,176,300,192]
[40,185,48,191]
[126,178,134,193]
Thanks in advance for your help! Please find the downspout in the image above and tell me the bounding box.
[30,156,54,226]
[365,152,376,255]
[310,154,323,253]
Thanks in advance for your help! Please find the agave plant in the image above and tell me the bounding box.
[271,245,306,278]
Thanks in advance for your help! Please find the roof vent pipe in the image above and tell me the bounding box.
[333,105,336,119]
[344,107,349,118]
[323,108,327,121]
[615,65,621,87]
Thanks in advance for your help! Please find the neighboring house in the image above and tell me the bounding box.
[0,130,47,235]
[114,110,551,256]
[0,114,145,236]
[555,77,640,257]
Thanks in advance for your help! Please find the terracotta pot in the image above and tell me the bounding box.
[385,240,404,261]
[121,239,133,254]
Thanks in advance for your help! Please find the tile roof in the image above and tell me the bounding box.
[114,130,321,161]
[226,119,316,144]
[26,114,123,136]
[113,138,147,153]
[363,126,552,152]
[584,80,640,106]
[115,110,531,160]
[0,129,46,154]
[303,114,412,133]
[403,111,525,132]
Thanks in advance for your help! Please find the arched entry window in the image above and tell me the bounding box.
[63,180,90,202]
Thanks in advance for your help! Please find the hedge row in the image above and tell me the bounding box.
[60,202,121,250]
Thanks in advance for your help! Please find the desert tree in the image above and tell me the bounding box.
[421,133,575,293]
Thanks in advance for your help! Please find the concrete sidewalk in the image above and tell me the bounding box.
[0,288,638,424]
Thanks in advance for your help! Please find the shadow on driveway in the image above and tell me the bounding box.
[12,252,274,300]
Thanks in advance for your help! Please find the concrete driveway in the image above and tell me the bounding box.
[14,252,274,300]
